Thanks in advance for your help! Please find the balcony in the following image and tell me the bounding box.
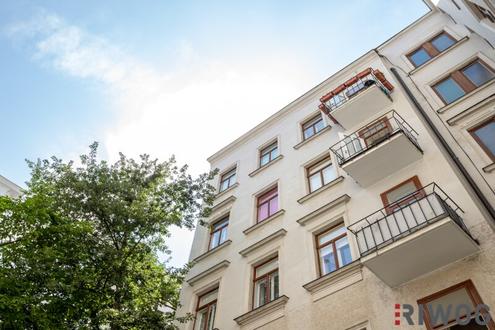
[330,111,423,187]
[319,68,394,130]
[348,183,478,287]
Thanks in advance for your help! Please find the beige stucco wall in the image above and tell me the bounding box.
[177,7,495,330]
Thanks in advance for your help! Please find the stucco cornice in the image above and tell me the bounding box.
[192,240,232,263]
[186,260,230,286]
[239,229,287,257]
[297,194,350,226]
[233,295,289,326]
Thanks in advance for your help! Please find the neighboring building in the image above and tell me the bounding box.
[177,1,495,329]
[0,175,21,197]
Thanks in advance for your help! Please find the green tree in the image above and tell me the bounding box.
[0,143,216,329]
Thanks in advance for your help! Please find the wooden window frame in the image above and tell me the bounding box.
[315,223,350,277]
[302,114,325,140]
[417,279,495,330]
[252,257,279,309]
[256,186,279,223]
[469,116,495,162]
[219,167,237,192]
[306,156,333,193]
[407,31,456,68]
[259,141,279,167]
[433,58,495,105]
[380,176,425,214]
[358,117,393,147]
[208,216,229,251]
[193,287,218,330]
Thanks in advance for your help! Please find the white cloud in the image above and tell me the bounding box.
[6,11,314,267]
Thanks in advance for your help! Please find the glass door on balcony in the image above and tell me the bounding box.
[358,118,393,147]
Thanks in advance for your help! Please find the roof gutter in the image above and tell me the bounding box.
[389,67,495,222]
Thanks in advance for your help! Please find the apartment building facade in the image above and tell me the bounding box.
[177,1,495,329]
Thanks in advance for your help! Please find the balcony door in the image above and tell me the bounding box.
[358,117,393,148]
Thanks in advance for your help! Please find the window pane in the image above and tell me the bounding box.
[304,127,314,139]
[318,226,347,245]
[309,173,322,192]
[336,237,352,267]
[258,203,269,221]
[409,48,432,66]
[212,217,228,231]
[254,278,268,308]
[228,173,236,185]
[320,245,336,275]
[434,77,465,104]
[209,231,220,249]
[473,120,495,157]
[259,188,278,203]
[220,180,229,192]
[260,154,270,166]
[314,118,325,133]
[431,33,455,52]
[322,165,337,184]
[270,147,279,159]
[207,304,216,330]
[386,181,418,205]
[219,227,228,244]
[268,197,278,216]
[195,308,208,330]
[462,61,495,87]
[271,272,279,301]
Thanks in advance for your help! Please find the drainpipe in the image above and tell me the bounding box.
[388,67,495,223]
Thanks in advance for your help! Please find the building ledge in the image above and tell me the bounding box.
[296,194,350,226]
[408,36,468,75]
[437,78,495,114]
[243,209,285,235]
[302,261,362,302]
[297,176,344,204]
[483,162,495,173]
[233,295,289,326]
[210,195,236,214]
[248,155,284,177]
[293,125,331,150]
[214,182,239,200]
[186,260,230,286]
[447,93,495,126]
[239,229,287,257]
[193,240,232,263]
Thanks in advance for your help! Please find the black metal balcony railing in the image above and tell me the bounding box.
[329,111,422,165]
[347,183,476,257]
[322,70,392,112]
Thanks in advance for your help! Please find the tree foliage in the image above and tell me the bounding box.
[0,143,215,329]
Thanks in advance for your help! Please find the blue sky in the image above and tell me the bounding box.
[0,0,429,266]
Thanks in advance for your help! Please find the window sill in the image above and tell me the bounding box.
[239,229,286,257]
[243,209,285,235]
[214,182,239,200]
[297,176,344,204]
[296,194,350,226]
[193,240,232,263]
[302,260,362,302]
[233,295,289,326]
[248,155,284,177]
[408,37,468,75]
[437,78,495,114]
[186,260,230,286]
[293,125,331,150]
[483,162,495,173]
